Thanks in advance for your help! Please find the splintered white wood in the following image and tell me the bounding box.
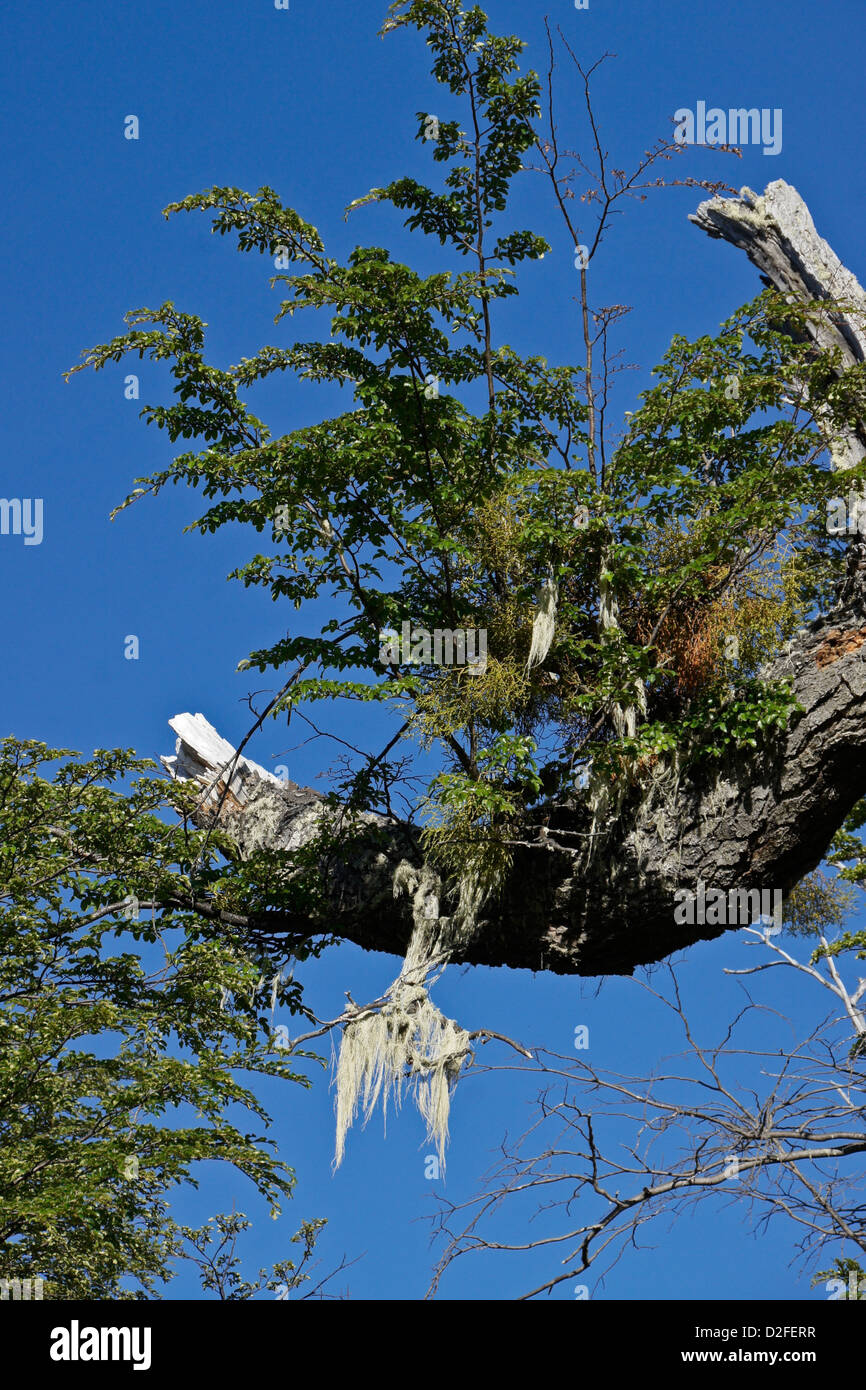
[160,711,284,810]
[691,179,866,470]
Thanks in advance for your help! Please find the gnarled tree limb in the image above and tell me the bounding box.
[163,182,866,978]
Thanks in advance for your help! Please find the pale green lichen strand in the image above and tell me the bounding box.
[334,861,478,1169]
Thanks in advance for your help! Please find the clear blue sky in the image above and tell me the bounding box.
[2,0,864,1299]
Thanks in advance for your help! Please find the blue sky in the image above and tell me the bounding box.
[2,0,864,1299]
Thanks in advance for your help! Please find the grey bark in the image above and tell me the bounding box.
[163,181,866,979]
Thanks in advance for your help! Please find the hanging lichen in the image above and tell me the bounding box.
[526,573,558,671]
[333,861,483,1170]
[333,981,471,1170]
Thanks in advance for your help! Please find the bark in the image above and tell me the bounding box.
[163,181,866,979]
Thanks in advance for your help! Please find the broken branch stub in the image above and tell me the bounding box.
[690,178,866,470]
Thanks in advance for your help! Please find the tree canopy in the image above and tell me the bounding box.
[67,0,866,915]
[30,0,866,1295]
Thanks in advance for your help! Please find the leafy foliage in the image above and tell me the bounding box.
[66,0,866,884]
[0,738,324,1298]
[176,1210,337,1300]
